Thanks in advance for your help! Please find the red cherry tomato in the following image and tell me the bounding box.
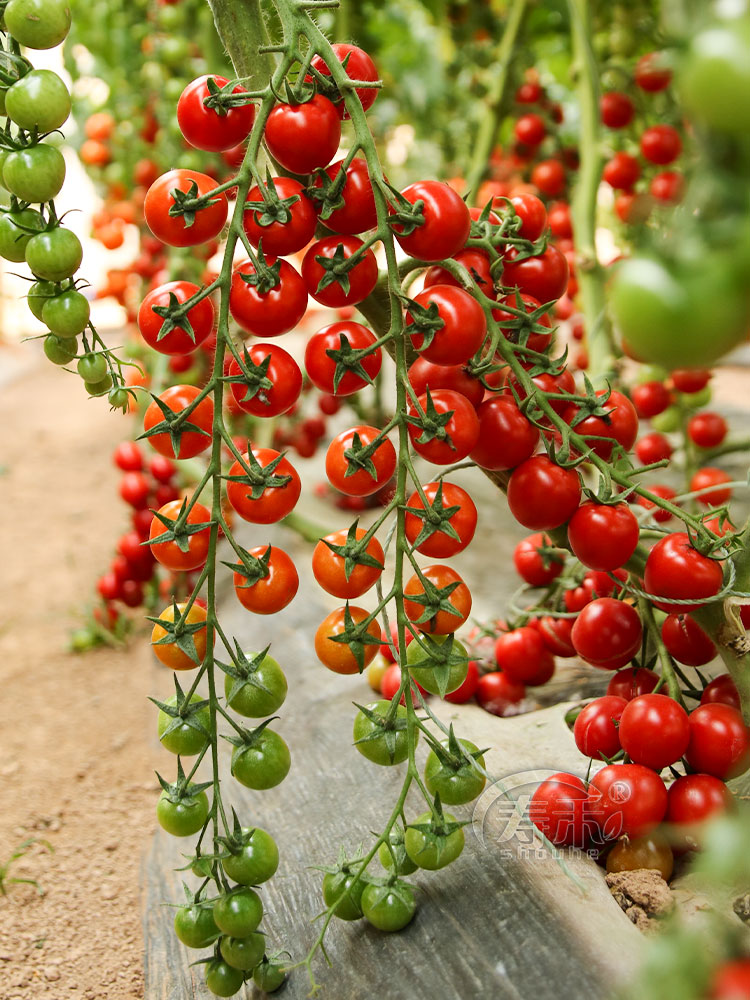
[226,447,301,524]
[404,481,477,558]
[631,381,671,419]
[588,763,668,840]
[537,616,576,658]
[312,527,384,599]
[392,180,471,262]
[325,425,397,497]
[227,343,302,417]
[301,235,378,307]
[529,773,590,848]
[567,501,639,572]
[495,627,555,686]
[138,281,214,356]
[701,674,741,712]
[635,432,673,465]
[600,91,634,128]
[685,704,750,780]
[229,257,307,337]
[661,614,716,666]
[636,484,678,524]
[531,159,566,197]
[644,532,723,614]
[672,369,711,394]
[233,544,299,614]
[242,176,317,256]
[407,389,480,465]
[509,193,548,240]
[309,43,379,118]
[177,75,255,152]
[406,284,487,366]
[513,533,565,587]
[602,152,640,191]
[264,95,341,174]
[506,455,581,530]
[634,52,672,92]
[607,667,660,701]
[149,500,211,572]
[688,412,728,449]
[476,671,526,716]
[666,773,732,843]
[305,321,382,397]
[403,564,472,635]
[313,157,377,234]
[562,389,638,460]
[690,467,733,507]
[571,597,642,670]
[470,396,539,471]
[618,693,690,771]
[444,659,479,704]
[640,124,682,165]
[574,695,627,760]
[143,384,214,460]
[144,170,228,248]
[501,245,569,302]
[407,357,484,408]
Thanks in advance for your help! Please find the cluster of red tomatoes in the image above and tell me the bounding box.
[599,52,685,222]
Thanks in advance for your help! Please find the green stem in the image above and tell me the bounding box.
[464,0,528,199]
[206,0,273,85]
[567,0,615,382]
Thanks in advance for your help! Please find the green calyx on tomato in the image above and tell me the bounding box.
[155,759,211,838]
[173,887,220,949]
[220,645,288,718]
[152,677,211,757]
[227,718,291,790]
[406,633,469,696]
[423,727,487,805]
[361,879,417,932]
[404,801,466,871]
[219,815,279,885]
[352,699,412,766]
[378,824,418,876]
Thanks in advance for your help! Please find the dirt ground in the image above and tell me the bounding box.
[0,343,160,1000]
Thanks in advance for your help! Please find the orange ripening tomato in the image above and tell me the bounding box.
[403,565,472,634]
[314,606,382,675]
[234,545,299,615]
[151,602,211,670]
[312,528,384,599]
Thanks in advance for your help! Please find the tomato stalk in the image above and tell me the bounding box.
[567,0,616,381]
[464,0,529,198]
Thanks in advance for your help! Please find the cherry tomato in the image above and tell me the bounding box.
[316,607,382,674]
[495,627,555,686]
[514,112,545,146]
[151,602,210,671]
[227,342,302,417]
[392,180,471,262]
[407,389,480,465]
[650,171,685,204]
[177,75,254,152]
[618,693,690,771]
[600,91,634,128]
[361,881,416,931]
[672,369,711,394]
[149,500,211,571]
[666,773,732,848]
[325,425,397,497]
[226,447,301,523]
[574,695,627,760]
[640,124,682,165]
[607,667,660,701]
[313,157,377,234]
[635,52,672,91]
[233,545,299,614]
[407,357,484,408]
[709,961,750,1000]
[562,389,638,460]
[501,245,569,302]
[470,396,539,471]
[603,152,641,190]
[143,384,214,459]
[229,257,307,338]
[531,159,566,197]
[529,773,590,847]
[113,441,143,472]
[661,614,716,666]
[644,532,723,614]
[636,484,678,524]
[631,381,671,419]
[302,235,378,307]
[405,809,464,870]
[312,527,384,599]
[264,95,341,174]
[404,481,477,558]
[492,292,553,352]
[690,467,732,507]
[443,659,480,704]
[588,763,668,840]
[423,248,494,298]
[507,455,581,530]
[701,674,740,712]
[635,432,673,465]
[138,281,214,356]
[567,501,639,572]
[406,284,486,366]
[688,412,728,449]
[406,634,469,695]
[571,598,642,670]
[606,832,673,880]
[243,176,317,256]
[508,193,547,240]
[309,43,379,117]
[537,616,576,658]
[403,565,472,635]
[513,532,565,586]
[685,704,750,779]
[144,170,228,247]
[476,671,525,716]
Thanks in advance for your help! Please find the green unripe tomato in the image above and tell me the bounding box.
[164,77,185,104]
[204,958,244,998]
[378,826,418,875]
[253,958,285,993]
[424,738,486,805]
[43,333,77,366]
[0,208,45,262]
[361,881,416,932]
[213,887,263,937]
[4,0,72,48]
[650,405,681,434]
[28,279,59,320]
[84,374,113,395]
[5,70,71,132]
[230,729,291,790]
[221,827,279,885]
[157,692,211,756]
[173,904,219,949]
[77,353,108,383]
[42,289,90,337]
[3,144,65,203]
[322,870,366,921]
[680,385,712,409]
[406,634,469,696]
[404,810,465,870]
[158,36,190,69]
[224,652,287,717]
[108,386,131,411]
[26,227,82,281]
[219,932,265,972]
[680,19,750,135]
[352,700,411,766]
[156,789,209,837]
